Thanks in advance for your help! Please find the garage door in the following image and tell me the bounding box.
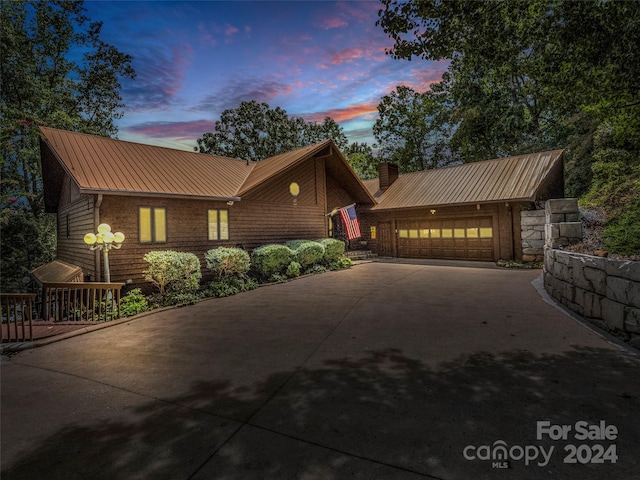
[397,217,494,260]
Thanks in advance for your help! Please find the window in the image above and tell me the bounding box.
[398,229,409,238]
[467,227,479,238]
[208,209,229,241]
[430,228,441,238]
[409,229,419,239]
[139,207,167,243]
[480,227,493,238]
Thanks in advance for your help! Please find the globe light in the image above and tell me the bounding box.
[113,232,125,243]
[96,233,104,244]
[83,233,97,245]
[289,182,300,197]
[97,223,112,234]
[103,231,115,244]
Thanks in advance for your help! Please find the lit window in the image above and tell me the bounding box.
[430,229,441,238]
[480,227,493,238]
[208,209,229,241]
[441,229,453,238]
[454,228,466,238]
[399,229,408,238]
[139,207,167,243]
[467,227,479,238]
[409,229,419,239]
[420,229,429,238]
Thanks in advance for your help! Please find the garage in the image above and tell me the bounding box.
[397,217,494,260]
[360,149,565,262]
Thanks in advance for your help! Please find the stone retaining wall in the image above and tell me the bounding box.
[521,210,545,262]
[542,197,639,348]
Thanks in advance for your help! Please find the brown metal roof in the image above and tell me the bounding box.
[40,127,250,200]
[239,140,333,195]
[368,150,564,211]
[40,127,375,204]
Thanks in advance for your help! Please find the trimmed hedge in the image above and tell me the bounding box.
[316,238,345,262]
[250,244,293,279]
[205,247,250,279]
[293,241,324,267]
[143,250,201,296]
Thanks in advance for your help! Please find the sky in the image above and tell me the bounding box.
[84,0,447,151]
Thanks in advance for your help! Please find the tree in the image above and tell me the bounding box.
[196,101,349,161]
[373,86,453,172]
[1,0,135,291]
[378,0,639,180]
[345,142,378,179]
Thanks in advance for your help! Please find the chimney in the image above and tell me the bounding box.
[378,162,399,191]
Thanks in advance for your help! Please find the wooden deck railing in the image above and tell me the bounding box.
[1,293,35,343]
[42,282,124,322]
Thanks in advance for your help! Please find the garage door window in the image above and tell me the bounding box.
[480,227,493,238]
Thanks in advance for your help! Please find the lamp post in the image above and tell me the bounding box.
[84,223,124,283]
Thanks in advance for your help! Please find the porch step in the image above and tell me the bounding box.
[345,250,378,261]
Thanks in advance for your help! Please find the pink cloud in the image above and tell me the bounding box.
[225,24,239,36]
[318,16,348,30]
[126,120,216,141]
[330,47,364,65]
[299,102,379,124]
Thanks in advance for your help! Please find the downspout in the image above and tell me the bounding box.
[94,194,103,282]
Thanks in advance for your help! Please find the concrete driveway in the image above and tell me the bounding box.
[2,261,639,480]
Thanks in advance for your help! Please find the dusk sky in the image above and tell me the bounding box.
[85,0,448,151]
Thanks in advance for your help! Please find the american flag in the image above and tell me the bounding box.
[339,205,361,240]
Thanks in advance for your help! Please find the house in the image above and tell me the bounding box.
[39,126,375,285]
[40,127,564,285]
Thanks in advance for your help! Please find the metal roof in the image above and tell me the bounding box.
[365,150,564,211]
[40,127,374,204]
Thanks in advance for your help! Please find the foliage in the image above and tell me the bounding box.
[250,244,293,279]
[119,289,149,317]
[329,257,353,270]
[207,276,257,298]
[316,238,345,263]
[268,273,288,283]
[602,199,640,256]
[304,264,328,275]
[142,251,202,297]
[292,241,324,268]
[582,115,640,255]
[163,292,202,307]
[345,142,379,179]
[204,247,250,279]
[0,209,56,292]
[0,0,134,283]
[373,86,454,171]
[496,259,543,269]
[195,101,348,161]
[376,0,640,181]
[286,261,301,278]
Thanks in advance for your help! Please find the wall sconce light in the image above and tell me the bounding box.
[289,182,300,205]
[477,204,481,211]
[84,223,124,283]
[430,209,436,215]
[226,200,234,206]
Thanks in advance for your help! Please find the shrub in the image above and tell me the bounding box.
[205,247,250,279]
[293,241,324,268]
[284,239,310,250]
[305,264,328,275]
[120,288,149,317]
[329,257,353,270]
[286,261,301,278]
[208,276,257,298]
[316,238,345,263]
[250,244,293,279]
[143,250,201,296]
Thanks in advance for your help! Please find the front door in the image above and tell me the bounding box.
[377,222,393,256]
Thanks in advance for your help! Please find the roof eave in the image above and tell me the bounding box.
[370,197,535,212]
[79,188,242,202]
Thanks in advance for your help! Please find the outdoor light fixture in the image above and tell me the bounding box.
[430,209,437,215]
[84,223,124,283]
[289,182,300,205]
